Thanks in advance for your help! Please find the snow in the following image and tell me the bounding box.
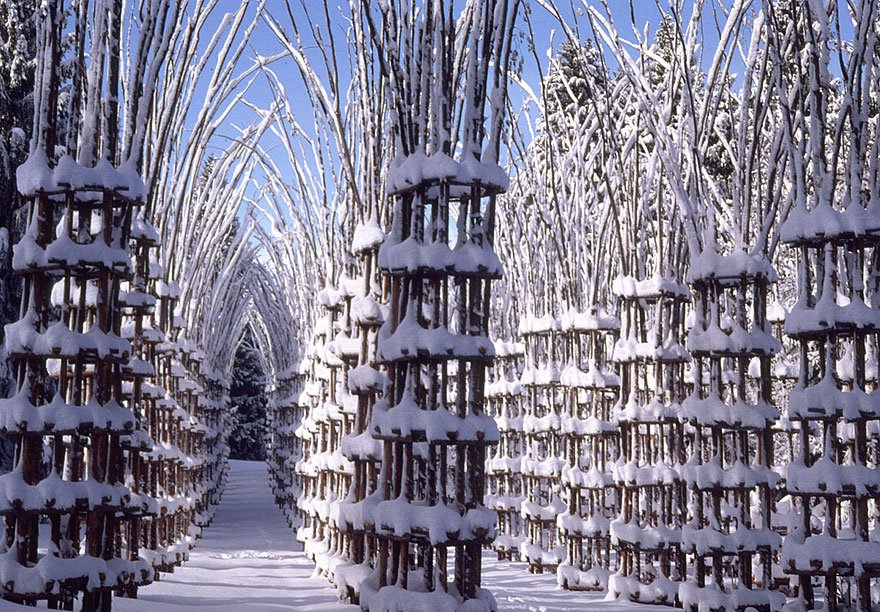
[782,533,880,574]
[483,553,639,611]
[46,227,135,270]
[0,547,108,596]
[12,4,880,608]
[0,468,131,513]
[347,365,386,394]
[687,318,780,356]
[131,215,161,244]
[678,581,785,612]
[156,280,182,298]
[11,230,46,270]
[373,497,494,543]
[351,295,386,326]
[517,314,560,335]
[373,384,498,442]
[780,200,880,244]
[385,152,508,195]
[612,332,688,363]
[377,308,494,363]
[4,313,131,360]
[352,216,386,254]
[15,149,55,196]
[14,151,146,199]
[612,275,689,300]
[788,365,880,420]
[686,249,776,284]
[114,460,353,612]
[378,236,503,278]
[786,457,880,495]
[559,364,619,388]
[681,393,778,428]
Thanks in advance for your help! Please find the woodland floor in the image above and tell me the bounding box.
[0,460,638,610]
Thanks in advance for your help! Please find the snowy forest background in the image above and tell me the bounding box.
[1,0,880,610]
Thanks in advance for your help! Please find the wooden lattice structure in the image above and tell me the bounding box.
[149,284,203,572]
[485,339,526,561]
[609,276,689,605]
[0,153,226,608]
[518,318,566,573]
[295,291,353,573]
[293,349,320,548]
[200,373,229,519]
[118,211,163,597]
[293,346,321,543]
[267,369,304,525]
[556,309,620,591]
[319,277,359,581]
[365,165,504,610]
[2,157,147,608]
[335,218,386,603]
[766,302,800,473]
[295,312,323,550]
[781,215,880,610]
[178,339,208,548]
[680,252,782,611]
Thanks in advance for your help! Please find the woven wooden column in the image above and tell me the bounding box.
[781,219,880,610]
[294,344,322,550]
[608,276,689,605]
[366,166,504,610]
[200,374,229,518]
[681,252,782,611]
[556,310,620,591]
[518,319,565,574]
[267,370,304,523]
[766,302,800,476]
[335,219,387,603]
[319,279,359,580]
[485,339,526,561]
[118,212,164,597]
[296,291,352,573]
[3,156,145,609]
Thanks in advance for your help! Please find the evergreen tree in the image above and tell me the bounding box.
[0,0,36,364]
[228,334,268,461]
[542,39,605,140]
[0,0,36,471]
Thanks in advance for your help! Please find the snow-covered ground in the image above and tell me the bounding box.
[483,557,633,612]
[0,460,636,610]
[116,460,352,611]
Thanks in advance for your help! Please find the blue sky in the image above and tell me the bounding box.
[201,1,674,129]
[189,1,702,227]
[197,0,679,136]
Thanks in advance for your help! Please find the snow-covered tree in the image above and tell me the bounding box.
[228,336,269,461]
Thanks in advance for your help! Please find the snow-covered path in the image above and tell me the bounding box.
[117,460,353,611]
[110,460,631,611]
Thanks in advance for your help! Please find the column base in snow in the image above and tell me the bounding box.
[359,569,498,612]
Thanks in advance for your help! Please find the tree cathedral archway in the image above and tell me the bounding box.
[3,1,880,612]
